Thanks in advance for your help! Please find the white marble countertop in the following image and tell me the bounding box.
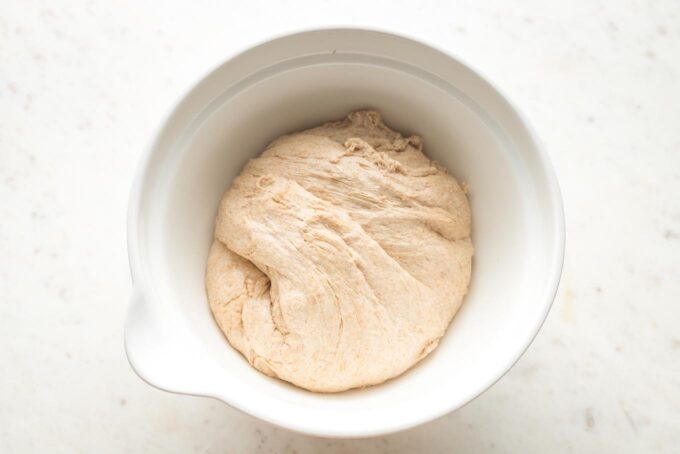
[2,0,679,452]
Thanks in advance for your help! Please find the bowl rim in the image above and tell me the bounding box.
[125,25,565,438]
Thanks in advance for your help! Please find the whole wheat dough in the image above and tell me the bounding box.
[206,110,473,392]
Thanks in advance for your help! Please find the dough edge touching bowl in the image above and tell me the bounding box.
[125,27,565,438]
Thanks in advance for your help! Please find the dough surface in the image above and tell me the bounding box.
[206,110,473,392]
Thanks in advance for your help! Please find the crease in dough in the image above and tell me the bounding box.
[206,110,473,392]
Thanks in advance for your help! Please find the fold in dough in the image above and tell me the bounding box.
[206,110,473,392]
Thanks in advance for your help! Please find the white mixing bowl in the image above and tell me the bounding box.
[125,28,565,437]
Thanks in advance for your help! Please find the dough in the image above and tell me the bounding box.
[206,110,473,392]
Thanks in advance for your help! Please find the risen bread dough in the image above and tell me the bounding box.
[206,110,473,392]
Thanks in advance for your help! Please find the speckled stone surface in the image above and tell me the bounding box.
[1,1,679,452]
